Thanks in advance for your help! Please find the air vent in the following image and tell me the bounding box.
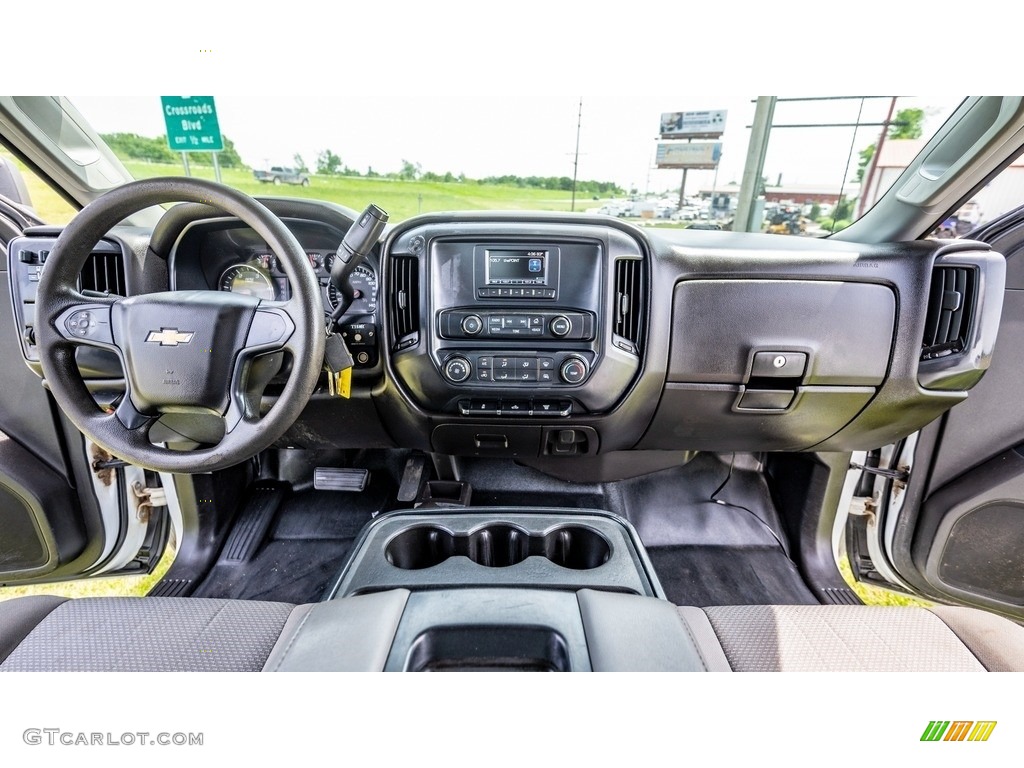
[613,257,644,352]
[79,251,126,296]
[389,254,420,349]
[921,266,976,360]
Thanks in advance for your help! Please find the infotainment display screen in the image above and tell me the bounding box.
[485,250,548,285]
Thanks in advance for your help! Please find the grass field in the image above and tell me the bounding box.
[0,539,177,603]
[2,150,614,224]
[121,161,605,221]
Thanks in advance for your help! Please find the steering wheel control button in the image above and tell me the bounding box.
[461,314,483,335]
[443,356,472,383]
[549,315,572,337]
[559,356,589,384]
[62,307,113,344]
[751,351,807,378]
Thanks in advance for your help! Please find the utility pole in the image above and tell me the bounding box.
[677,138,692,209]
[734,96,777,233]
[858,96,897,217]
[571,98,582,212]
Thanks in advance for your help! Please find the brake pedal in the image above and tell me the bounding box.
[313,467,369,492]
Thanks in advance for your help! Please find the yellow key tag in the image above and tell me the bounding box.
[334,367,352,399]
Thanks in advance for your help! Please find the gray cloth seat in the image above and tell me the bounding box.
[4,594,1024,671]
[0,596,294,672]
[677,604,1024,672]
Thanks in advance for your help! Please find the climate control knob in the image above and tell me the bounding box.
[550,315,572,337]
[443,355,472,383]
[559,356,589,384]
[461,314,483,335]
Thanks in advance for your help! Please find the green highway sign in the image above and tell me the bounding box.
[161,96,223,152]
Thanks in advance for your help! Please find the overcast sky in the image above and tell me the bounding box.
[8,2,1001,196]
[68,94,957,195]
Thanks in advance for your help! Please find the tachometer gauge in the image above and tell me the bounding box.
[219,264,276,300]
[328,265,378,315]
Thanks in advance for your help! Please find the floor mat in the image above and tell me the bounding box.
[192,479,389,604]
[647,545,818,607]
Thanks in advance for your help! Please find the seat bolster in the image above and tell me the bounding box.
[0,596,69,664]
[263,590,410,672]
[928,606,1024,672]
[675,607,733,671]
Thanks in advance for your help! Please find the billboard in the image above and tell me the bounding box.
[660,110,727,139]
[655,142,722,169]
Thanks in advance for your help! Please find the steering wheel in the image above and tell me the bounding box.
[35,177,325,473]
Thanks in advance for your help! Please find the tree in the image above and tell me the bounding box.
[316,149,342,175]
[399,159,421,180]
[857,107,926,181]
[186,135,246,168]
[293,153,309,173]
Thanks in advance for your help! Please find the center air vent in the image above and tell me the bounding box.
[80,251,126,296]
[921,265,976,361]
[613,257,644,353]
[389,254,420,350]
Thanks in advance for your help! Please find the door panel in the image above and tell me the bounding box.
[915,447,1024,611]
[885,210,1024,617]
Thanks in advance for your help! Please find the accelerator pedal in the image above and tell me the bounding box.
[313,467,370,492]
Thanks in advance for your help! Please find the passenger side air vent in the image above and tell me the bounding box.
[389,254,420,350]
[921,266,976,361]
[79,251,126,296]
[613,257,644,353]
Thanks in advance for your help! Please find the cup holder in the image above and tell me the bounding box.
[385,524,611,571]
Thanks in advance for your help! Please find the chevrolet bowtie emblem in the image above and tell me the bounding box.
[146,329,195,347]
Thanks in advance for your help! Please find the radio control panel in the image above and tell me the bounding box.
[439,309,595,341]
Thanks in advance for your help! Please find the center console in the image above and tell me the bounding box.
[382,218,649,458]
[261,507,717,672]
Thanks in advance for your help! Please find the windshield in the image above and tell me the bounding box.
[5,95,961,233]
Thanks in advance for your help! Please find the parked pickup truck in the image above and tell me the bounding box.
[253,166,310,186]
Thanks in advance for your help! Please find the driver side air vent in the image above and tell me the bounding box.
[389,255,420,349]
[613,257,644,353]
[921,266,976,361]
[79,251,126,296]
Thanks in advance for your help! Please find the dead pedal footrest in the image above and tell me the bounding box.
[221,482,288,563]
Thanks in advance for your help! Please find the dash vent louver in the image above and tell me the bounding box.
[79,251,126,296]
[389,254,420,349]
[613,257,644,352]
[921,266,976,361]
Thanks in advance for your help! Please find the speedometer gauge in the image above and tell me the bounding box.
[219,264,276,300]
[328,265,378,315]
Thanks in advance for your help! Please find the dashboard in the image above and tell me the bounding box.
[6,198,1007,482]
